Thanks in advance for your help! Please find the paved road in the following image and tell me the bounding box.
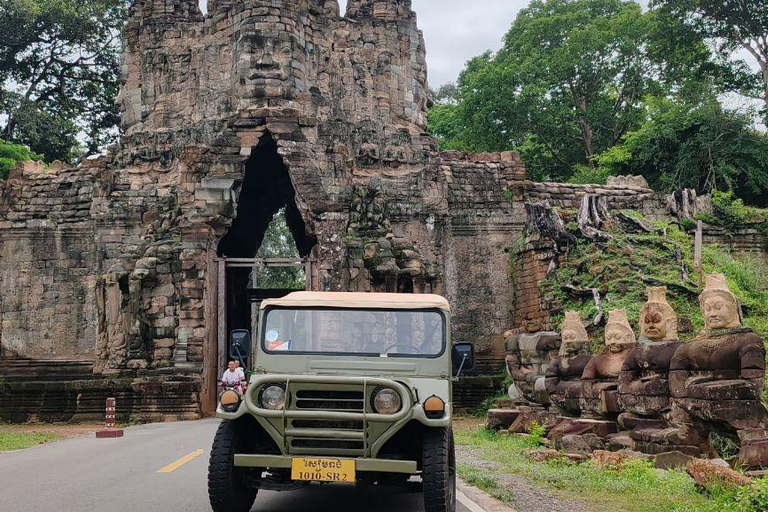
[0,419,478,512]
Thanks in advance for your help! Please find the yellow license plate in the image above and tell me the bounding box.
[291,457,356,483]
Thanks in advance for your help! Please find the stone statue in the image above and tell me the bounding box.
[581,310,637,419]
[505,320,561,404]
[545,311,593,416]
[618,287,682,430]
[670,274,768,467]
[94,265,129,374]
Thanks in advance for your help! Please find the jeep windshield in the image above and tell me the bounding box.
[261,307,446,357]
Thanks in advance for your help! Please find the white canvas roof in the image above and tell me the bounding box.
[260,291,451,313]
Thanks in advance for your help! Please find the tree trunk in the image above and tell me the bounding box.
[577,118,595,164]
[523,201,578,252]
[577,195,611,241]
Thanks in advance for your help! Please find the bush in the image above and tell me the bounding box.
[699,190,768,230]
[568,164,612,185]
[731,478,768,512]
[0,139,42,179]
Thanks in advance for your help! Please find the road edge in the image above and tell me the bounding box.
[457,478,517,512]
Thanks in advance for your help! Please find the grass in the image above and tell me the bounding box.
[0,429,62,452]
[455,426,759,512]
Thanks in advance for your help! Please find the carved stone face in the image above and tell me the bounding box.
[606,326,634,352]
[640,309,667,340]
[703,295,740,330]
[559,311,589,356]
[560,329,584,355]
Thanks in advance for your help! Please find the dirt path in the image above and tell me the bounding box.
[454,418,590,512]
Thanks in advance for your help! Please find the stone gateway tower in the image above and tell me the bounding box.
[0,0,531,420]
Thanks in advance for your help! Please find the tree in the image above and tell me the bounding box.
[597,97,768,205]
[652,0,768,119]
[255,208,306,290]
[434,0,669,180]
[0,138,43,179]
[0,0,127,162]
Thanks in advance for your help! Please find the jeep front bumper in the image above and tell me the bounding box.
[233,454,417,474]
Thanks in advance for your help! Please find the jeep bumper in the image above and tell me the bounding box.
[234,454,418,474]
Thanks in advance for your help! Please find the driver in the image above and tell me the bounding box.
[221,361,246,394]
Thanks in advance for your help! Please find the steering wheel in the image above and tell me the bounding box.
[383,343,423,355]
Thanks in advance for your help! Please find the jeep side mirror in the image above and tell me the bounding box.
[452,343,474,376]
[229,330,251,363]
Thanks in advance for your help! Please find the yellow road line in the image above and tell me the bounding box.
[157,449,205,474]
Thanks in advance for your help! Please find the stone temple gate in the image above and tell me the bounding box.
[2,0,763,421]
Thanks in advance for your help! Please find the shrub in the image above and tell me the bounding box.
[0,139,42,179]
[527,421,545,447]
[699,190,768,230]
[732,477,768,512]
[568,164,612,185]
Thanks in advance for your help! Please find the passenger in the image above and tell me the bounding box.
[233,361,247,390]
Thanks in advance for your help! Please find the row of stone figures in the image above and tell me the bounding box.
[504,274,768,468]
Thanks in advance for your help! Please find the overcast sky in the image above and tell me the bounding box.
[198,1,650,87]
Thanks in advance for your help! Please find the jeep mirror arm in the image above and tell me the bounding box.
[229,329,251,370]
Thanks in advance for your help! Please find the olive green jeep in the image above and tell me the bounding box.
[208,292,474,512]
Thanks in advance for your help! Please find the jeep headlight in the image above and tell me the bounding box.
[220,390,241,413]
[259,384,287,410]
[372,387,402,415]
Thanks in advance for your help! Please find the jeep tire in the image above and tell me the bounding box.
[208,420,258,512]
[422,426,457,512]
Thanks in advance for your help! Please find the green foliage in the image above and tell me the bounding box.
[733,477,768,512]
[652,0,768,120]
[0,0,127,161]
[709,432,740,460]
[455,425,743,512]
[435,0,660,179]
[526,421,545,447]
[254,208,306,290]
[427,0,767,201]
[568,164,612,185]
[0,138,42,178]
[698,191,768,230]
[596,98,768,205]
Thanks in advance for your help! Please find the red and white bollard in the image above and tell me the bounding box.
[95,397,124,438]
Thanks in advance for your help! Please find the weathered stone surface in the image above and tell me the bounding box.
[670,275,768,468]
[654,451,693,470]
[505,323,560,404]
[1,1,767,423]
[486,408,521,431]
[546,311,592,416]
[580,310,637,419]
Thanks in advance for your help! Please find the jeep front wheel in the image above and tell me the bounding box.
[422,426,456,512]
[208,420,258,512]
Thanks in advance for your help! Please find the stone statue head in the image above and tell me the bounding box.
[524,319,544,334]
[604,309,636,352]
[559,311,589,356]
[699,274,742,330]
[639,286,678,341]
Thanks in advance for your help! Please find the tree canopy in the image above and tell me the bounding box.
[0,0,126,163]
[652,0,768,119]
[429,0,768,203]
